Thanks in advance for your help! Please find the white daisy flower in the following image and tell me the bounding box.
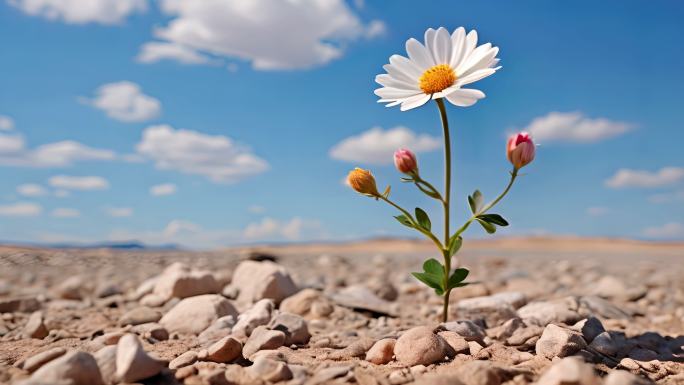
[375,27,501,111]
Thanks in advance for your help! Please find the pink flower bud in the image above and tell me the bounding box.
[394,148,418,175]
[507,132,535,170]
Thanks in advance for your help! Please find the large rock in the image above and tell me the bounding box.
[455,294,519,327]
[365,338,395,364]
[228,261,297,306]
[438,331,470,356]
[440,320,486,343]
[232,299,274,338]
[242,325,286,358]
[571,317,605,343]
[393,326,449,366]
[589,331,619,356]
[280,288,333,318]
[198,315,236,345]
[115,334,165,383]
[118,306,162,326]
[603,370,654,385]
[332,285,398,317]
[24,311,48,339]
[94,346,117,385]
[160,294,238,335]
[592,276,646,302]
[536,357,600,385]
[268,312,310,345]
[204,336,243,363]
[248,357,293,383]
[19,347,66,373]
[518,298,582,326]
[536,324,587,359]
[153,262,220,301]
[21,351,104,385]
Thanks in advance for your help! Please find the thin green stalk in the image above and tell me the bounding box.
[453,169,519,237]
[380,196,443,250]
[414,178,443,201]
[436,98,452,323]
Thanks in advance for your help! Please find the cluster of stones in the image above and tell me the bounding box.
[1,250,682,385]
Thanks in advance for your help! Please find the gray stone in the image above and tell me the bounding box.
[169,351,197,369]
[204,336,242,363]
[197,315,236,345]
[232,298,274,338]
[438,331,469,356]
[119,306,161,326]
[518,299,582,326]
[331,285,398,316]
[536,357,600,385]
[24,311,48,339]
[20,347,66,373]
[268,312,310,345]
[589,331,618,356]
[228,261,298,306]
[153,262,220,301]
[579,296,630,319]
[365,338,396,364]
[248,356,293,382]
[455,295,518,327]
[242,325,286,358]
[592,276,646,301]
[536,324,587,359]
[394,326,449,366]
[571,317,605,342]
[441,320,486,342]
[160,294,238,335]
[115,334,164,383]
[23,351,104,385]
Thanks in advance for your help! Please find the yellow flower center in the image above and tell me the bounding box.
[419,64,456,94]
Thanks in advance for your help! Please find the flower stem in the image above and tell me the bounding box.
[436,98,452,323]
[380,196,443,250]
[453,169,519,238]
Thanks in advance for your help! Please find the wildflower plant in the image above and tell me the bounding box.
[347,27,535,322]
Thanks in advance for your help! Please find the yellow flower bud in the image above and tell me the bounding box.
[347,168,380,197]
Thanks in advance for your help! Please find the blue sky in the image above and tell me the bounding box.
[1,0,683,248]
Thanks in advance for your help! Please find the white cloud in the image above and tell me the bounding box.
[8,0,147,25]
[586,206,609,217]
[17,183,48,197]
[0,135,115,167]
[523,112,631,143]
[330,126,441,164]
[0,202,42,217]
[54,189,70,198]
[136,124,268,183]
[605,167,684,188]
[0,115,14,131]
[648,190,684,204]
[82,81,161,122]
[136,42,214,65]
[106,207,133,217]
[51,208,80,218]
[163,219,200,237]
[140,0,384,70]
[642,222,684,239]
[243,217,321,241]
[150,183,177,196]
[48,175,110,190]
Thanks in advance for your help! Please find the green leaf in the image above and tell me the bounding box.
[400,177,414,183]
[411,272,444,295]
[447,268,469,289]
[414,208,431,231]
[468,190,484,214]
[393,215,413,228]
[476,218,497,234]
[477,213,509,226]
[451,282,471,288]
[447,235,463,257]
[422,258,444,276]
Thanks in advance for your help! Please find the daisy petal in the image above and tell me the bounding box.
[389,54,422,79]
[400,94,431,111]
[450,27,466,68]
[456,68,496,86]
[375,74,419,91]
[406,38,434,71]
[424,28,437,62]
[463,29,478,59]
[459,46,499,77]
[374,87,421,99]
[383,64,416,85]
[445,88,485,107]
[456,43,491,75]
[433,27,452,65]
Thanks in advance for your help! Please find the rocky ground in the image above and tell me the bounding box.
[0,237,682,385]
